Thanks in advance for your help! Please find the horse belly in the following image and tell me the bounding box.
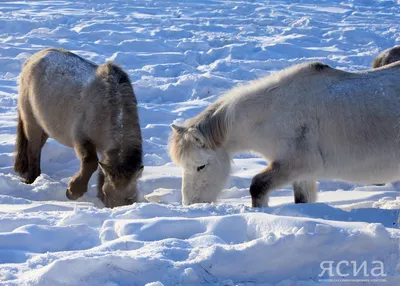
[31,96,76,148]
[321,156,400,185]
[339,170,399,185]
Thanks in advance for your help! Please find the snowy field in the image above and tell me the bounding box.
[0,0,400,285]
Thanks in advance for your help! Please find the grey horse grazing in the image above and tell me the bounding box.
[373,46,400,68]
[14,48,143,208]
[169,62,400,207]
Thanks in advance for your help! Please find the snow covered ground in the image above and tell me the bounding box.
[0,0,400,285]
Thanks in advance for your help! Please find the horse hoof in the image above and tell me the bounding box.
[24,178,35,184]
[66,189,82,200]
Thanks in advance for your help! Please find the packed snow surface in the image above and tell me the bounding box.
[0,0,399,285]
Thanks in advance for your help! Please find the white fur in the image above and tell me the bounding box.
[170,61,400,206]
[181,148,230,205]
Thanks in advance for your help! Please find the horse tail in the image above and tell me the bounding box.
[14,111,29,174]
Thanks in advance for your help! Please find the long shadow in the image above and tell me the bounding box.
[265,202,399,229]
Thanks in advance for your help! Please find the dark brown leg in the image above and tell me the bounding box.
[24,123,48,184]
[66,140,98,200]
[250,161,294,207]
[25,144,41,184]
[17,100,48,184]
[97,169,105,202]
[293,180,317,204]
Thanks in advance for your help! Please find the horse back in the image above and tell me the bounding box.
[19,49,99,146]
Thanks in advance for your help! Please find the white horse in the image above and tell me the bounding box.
[169,61,400,207]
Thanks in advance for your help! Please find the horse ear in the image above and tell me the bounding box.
[171,124,186,134]
[99,161,113,176]
[190,130,206,147]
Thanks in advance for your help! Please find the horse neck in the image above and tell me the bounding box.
[116,119,142,162]
[193,101,233,151]
[104,143,142,169]
[215,102,254,155]
[106,95,142,162]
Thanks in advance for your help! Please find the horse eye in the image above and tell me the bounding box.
[197,165,206,172]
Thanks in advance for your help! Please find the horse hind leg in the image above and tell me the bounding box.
[23,116,48,184]
[293,180,317,204]
[14,111,29,175]
[66,139,98,200]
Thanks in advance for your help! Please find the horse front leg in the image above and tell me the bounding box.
[66,140,98,200]
[250,161,293,207]
[96,168,105,202]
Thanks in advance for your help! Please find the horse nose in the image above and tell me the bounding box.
[125,197,135,205]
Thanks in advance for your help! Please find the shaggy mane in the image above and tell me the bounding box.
[169,99,230,164]
[95,62,143,169]
[169,61,337,164]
